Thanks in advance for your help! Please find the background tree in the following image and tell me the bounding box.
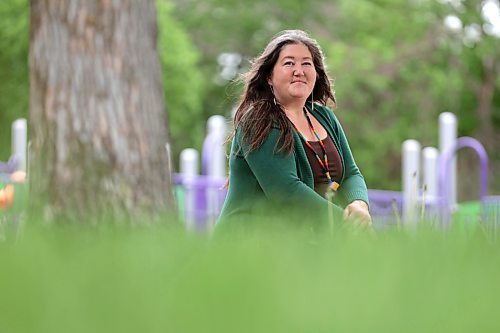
[2,0,499,207]
[170,0,500,197]
[29,0,174,222]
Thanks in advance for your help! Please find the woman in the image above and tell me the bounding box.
[218,29,371,229]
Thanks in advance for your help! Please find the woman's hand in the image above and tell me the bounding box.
[343,200,372,228]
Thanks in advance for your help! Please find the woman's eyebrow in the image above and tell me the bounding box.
[281,56,312,61]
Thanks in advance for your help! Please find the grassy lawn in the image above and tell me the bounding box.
[0,218,499,333]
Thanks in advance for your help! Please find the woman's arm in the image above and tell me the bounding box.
[329,112,370,207]
[240,127,343,216]
[329,113,372,226]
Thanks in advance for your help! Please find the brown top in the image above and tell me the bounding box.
[304,135,343,197]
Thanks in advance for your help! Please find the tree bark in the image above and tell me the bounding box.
[29,0,175,223]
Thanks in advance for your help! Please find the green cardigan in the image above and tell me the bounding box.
[218,103,369,227]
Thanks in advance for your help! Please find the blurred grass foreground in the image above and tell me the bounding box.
[1,219,500,333]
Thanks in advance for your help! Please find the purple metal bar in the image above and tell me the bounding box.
[438,137,489,227]
[367,190,403,213]
[173,173,227,229]
[368,189,403,203]
[0,155,18,174]
[175,168,495,230]
[439,136,489,202]
[174,174,409,227]
[367,189,403,227]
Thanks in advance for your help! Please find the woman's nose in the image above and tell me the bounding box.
[293,66,304,76]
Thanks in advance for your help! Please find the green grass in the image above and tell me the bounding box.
[0,219,499,333]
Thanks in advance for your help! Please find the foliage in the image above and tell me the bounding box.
[321,0,448,190]
[0,0,499,194]
[1,221,500,332]
[157,0,207,169]
[0,0,29,161]
[0,0,205,173]
[171,0,500,194]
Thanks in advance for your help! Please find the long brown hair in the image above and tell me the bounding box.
[232,29,336,155]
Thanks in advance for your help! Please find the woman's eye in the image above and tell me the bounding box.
[303,62,313,67]
[284,61,294,66]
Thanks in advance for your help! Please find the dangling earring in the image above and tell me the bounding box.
[270,85,278,106]
[310,90,314,112]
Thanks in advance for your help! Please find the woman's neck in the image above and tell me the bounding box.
[282,101,306,119]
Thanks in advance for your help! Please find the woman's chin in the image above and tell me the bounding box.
[289,93,310,101]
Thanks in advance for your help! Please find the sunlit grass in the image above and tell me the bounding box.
[0,216,499,333]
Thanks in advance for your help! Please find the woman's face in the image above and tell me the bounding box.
[268,43,316,107]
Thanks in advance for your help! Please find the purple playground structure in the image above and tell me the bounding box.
[2,115,498,232]
[173,113,500,231]
[1,119,27,183]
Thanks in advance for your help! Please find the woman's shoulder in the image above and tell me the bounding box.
[235,120,282,138]
[233,118,283,154]
[310,102,340,124]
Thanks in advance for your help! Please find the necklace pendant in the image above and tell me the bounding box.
[329,181,340,192]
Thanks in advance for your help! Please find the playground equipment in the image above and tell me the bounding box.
[0,118,27,236]
[370,112,499,229]
[173,112,499,231]
[438,136,490,227]
[0,155,18,180]
[174,115,227,231]
[12,119,27,172]
[202,115,227,226]
[4,113,495,231]
[402,139,421,224]
[0,184,14,209]
[0,118,27,179]
[1,118,27,181]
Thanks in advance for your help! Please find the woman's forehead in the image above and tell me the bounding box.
[278,43,312,59]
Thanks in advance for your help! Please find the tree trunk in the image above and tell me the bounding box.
[29,0,175,223]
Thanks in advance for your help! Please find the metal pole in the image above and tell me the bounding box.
[402,139,421,224]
